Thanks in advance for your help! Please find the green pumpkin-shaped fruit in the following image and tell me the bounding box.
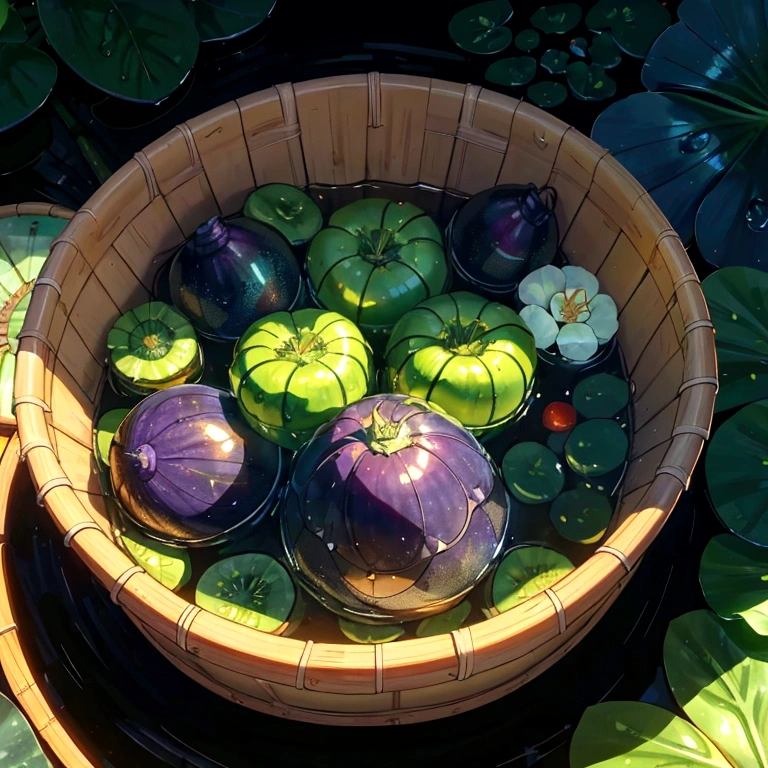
[306,198,449,341]
[229,308,375,450]
[385,291,537,432]
[107,301,204,397]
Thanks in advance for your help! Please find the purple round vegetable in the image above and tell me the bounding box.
[110,384,283,547]
[281,394,510,623]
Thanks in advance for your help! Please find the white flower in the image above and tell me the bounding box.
[518,265,618,362]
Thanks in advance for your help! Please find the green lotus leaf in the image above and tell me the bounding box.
[448,0,513,55]
[339,618,404,644]
[566,61,616,101]
[565,419,628,477]
[570,700,732,768]
[540,49,569,74]
[706,399,768,547]
[514,29,540,52]
[550,485,613,543]
[0,8,27,43]
[94,408,131,467]
[563,267,599,299]
[527,80,568,108]
[485,56,537,87]
[530,3,582,34]
[702,267,768,412]
[586,294,618,343]
[0,1,8,30]
[502,441,564,504]
[120,525,192,591]
[0,692,51,768]
[184,0,275,42]
[37,0,199,104]
[588,31,621,68]
[415,601,472,637]
[585,0,671,58]
[573,373,629,419]
[700,534,768,636]
[0,43,57,131]
[663,609,768,767]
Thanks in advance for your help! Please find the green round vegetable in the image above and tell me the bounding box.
[565,418,628,477]
[243,184,323,246]
[550,486,613,543]
[107,301,203,396]
[229,308,375,450]
[94,408,131,467]
[385,291,537,432]
[196,553,296,633]
[338,618,405,644]
[306,198,448,340]
[502,442,564,504]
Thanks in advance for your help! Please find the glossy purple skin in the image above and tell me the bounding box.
[110,384,283,546]
[281,394,510,621]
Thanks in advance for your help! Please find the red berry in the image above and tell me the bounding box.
[543,402,577,432]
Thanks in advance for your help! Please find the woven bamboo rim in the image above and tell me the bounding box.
[14,74,717,725]
[0,434,98,766]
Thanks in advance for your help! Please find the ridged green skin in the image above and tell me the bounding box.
[306,199,449,337]
[385,292,537,432]
[229,308,375,450]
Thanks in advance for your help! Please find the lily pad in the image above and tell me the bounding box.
[0,1,7,30]
[489,545,574,613]
[339,618,404,644]
[519,304,559,349]
[448,0,513,55]
[540,49,569,74]
[0,8,27,42]
[550,486,612,543]
[706,399,768,547]
[664,609,768,768]
[515,29,540,52]
[568,36,588,57]
[37,0,199,104]
[586,0,671,58]
[557,322,599,361]
[485,56,537,87]
[196,553,296,633]
[94,408,131,466]
[546,428,570,456]
[701,267,768,413]
[244,184,323,246]
[120,526,192,592]
[0,43,57,131]
[566,61,616,101]
[415,601,472,637]
[527,80,568,108]
[530,3,582,34]
[0,692,51,768]
[184,0,276,42]
[573,373,629,418]
[502,441,564,504]
[519,264,566,308]
[565,418,628,477]
[588,31,621,68]
[700,534,768,636]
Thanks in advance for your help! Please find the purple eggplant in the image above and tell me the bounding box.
[281,394,510,623]
[110,384,283,547]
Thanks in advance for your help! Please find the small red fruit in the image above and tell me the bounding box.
[543,402,577,432]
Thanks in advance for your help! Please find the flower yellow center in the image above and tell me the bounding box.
[560,288,590,323]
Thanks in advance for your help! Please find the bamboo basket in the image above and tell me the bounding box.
[15,74,717,726]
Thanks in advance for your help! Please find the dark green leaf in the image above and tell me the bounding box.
[38,0,199,104]
[448,0,513,55]
[540,48,569,74]
[586,0,670,58]
[0,44,57,131]
[339,619,404,644]
[700,534,768,635]
[706,399,768,547]
[184,0,275,43]
[527,80,568,108]
[564,418,627,477]
[120,526,192,591]
[0,692,52,768]
[530,3,581,34]
[588,31,621,68]
[566,61,616,101]
[0,8,26,42]
[515,28,540,52]
[415,601,471,637]
[546,427,570,455]
[502,441,564,503]
[573,373,629,418]
[550,486,612,543]
[485,56,537,87]
[0,0,7,31]
[702,267,768,412]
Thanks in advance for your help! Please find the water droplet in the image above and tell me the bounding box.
[731,312,738,321]
[679,130,710,154]
[746,198,768,231]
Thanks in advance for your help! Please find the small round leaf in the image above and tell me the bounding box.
[339,618,405,644]
[586,293,619,342]
[527,80,568,107]
[550,486,612,543]
[565,418,628,476]
[502,441,565,504]
[588,31,622,68]
[485,56,537,86]
[520,304,559,349]
[416,601,472,637]
[530,3,582,34]
[121,527,192,591]
[540,49,570,74]
[95,408,131,466]
[515,28,540,52]
[556,322,599,362]
[573,373,629,418]
[566,61,617,101]
[518,265,566,307]
[449,0,514,55]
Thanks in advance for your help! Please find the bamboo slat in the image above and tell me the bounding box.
[14,75,717,727]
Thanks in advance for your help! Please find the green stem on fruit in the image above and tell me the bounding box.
[356,226,400,265]
[441,317,490,355]
[276,330,327,365]
[367,403,413,456]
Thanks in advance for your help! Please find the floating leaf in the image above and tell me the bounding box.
[530,3,582,34]
[0,692,51,768]
[564,267,600,298]
[416,601,472,637]
[568,36,588,57]
[585,0,671,58]
[540,49,569,74]
[706,399,768,547]
[518,265,565,308]
[196,553,296,633]
[121,527,192,591]
[527,80,568,108]
[448,0,514,55]
[485,56,537,86]
[502,441,564,504]
[515,28,540,52]
[702,267,768,412]
[573,373,629,419]
[0,44,57,131]
[0,1,7,30]
[0,8,27,42]
[557,322,598,361]
[664,610,768,768]
[586,294,618,342]
[184,0,276,42]
[700,534,768,636]
[489,545,574,613]
[565,418,628,477]
[95,408,131,466]
[38,0,199,104]
[570,701,732,768]
[519,304,559,349]
[547,428,570,456]
[339,618,404,644]
[588,31,621,68]
[566,61,616,101]
[244,184,323,246]
[550,486,612,543]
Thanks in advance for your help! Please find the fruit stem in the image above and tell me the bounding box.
[367,404,413,456]
[441,317,489,355]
